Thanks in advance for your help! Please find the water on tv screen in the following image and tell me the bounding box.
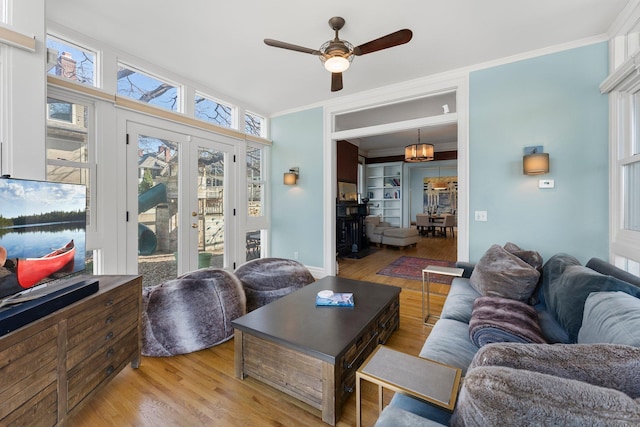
[0,177,87,299]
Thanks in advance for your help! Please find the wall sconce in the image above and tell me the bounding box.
[523,146,549,175]
[283,167,299,185]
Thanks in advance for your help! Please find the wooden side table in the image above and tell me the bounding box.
[422,265,464,326]
[355,345,462,427]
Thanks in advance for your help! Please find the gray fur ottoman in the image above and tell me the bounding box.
[234,257,315,312]
[141,268,246,357]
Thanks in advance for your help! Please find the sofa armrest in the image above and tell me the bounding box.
[455,261,475,278]
[586,258,640,287]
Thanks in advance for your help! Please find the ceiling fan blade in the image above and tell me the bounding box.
[353,29,413,56]
[331,72,343,92]
[264,39,321,55]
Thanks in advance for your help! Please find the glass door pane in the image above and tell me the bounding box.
[196,145,225,268]
[135,132,180,288]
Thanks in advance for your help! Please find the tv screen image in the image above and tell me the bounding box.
[0,177,87,299]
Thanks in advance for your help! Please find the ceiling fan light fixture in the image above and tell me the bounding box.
[324,56,350,73]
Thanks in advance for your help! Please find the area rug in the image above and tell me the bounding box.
[377,256,457,284]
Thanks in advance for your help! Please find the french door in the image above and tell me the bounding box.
[126,122,235,287]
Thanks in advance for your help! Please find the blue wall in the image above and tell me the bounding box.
[469,42,609,264]
[270,43,610,270]
[270,107,324,267]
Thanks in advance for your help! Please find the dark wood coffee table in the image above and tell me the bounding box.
[232,276,400,426]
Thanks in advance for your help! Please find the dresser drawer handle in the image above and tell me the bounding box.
[343,384,354,394]
[106,348,115,358]
[105,299,114,307]
[105,365,115,376]
[105,331,114,341]
[105,316,115,325]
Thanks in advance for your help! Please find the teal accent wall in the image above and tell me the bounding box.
[469,42,609,264]
[270,107,324,266]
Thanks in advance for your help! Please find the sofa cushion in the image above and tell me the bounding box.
[534,304,570,344]
[469,296,546,347]
[389,394,452,426]
[578,291,640,347]
[375,405,447,427]
[439,278,480,324]
[541,254,640,343]
[469,244,540,302]
[419,318,478,375]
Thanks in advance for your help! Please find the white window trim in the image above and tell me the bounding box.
[601,55,640,266]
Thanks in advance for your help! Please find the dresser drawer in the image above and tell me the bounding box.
[67,326,138,411]
[66,283,137,333]
[66,296,138,370]
[1,382,57,427]
[0,325,58,420]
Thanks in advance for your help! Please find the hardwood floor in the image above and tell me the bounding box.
[67,234,457,427]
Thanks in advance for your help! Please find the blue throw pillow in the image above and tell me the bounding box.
[541,254,640,343]
[578,291,640,346]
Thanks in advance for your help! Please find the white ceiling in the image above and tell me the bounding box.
[47,1,629,151]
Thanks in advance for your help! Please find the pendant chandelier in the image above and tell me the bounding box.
[404,129,434,162]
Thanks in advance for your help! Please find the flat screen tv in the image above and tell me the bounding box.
[0,177,87,300]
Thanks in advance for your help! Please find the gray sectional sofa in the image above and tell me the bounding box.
[378,251,640,426]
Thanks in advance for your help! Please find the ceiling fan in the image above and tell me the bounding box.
[264,17,413,92]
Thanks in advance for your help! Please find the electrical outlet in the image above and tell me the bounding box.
[293,251,299,260]
[474,211,488,222]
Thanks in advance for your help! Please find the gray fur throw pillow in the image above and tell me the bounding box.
[469,343,640,399]
[451,365,640,426]
[469,244,540,302]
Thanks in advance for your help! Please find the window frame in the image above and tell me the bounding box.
[46,86,97,235]
[116,61,183,113]
[194,90,236,129]
[245,110,266,138]
[46,33,98,88]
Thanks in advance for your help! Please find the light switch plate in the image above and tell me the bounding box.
[474,211,488,221]
[539,179,555,188]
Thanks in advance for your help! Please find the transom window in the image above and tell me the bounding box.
[46,35,96,87]
[245,111,265,137]
[194,92,234,128]
[117,63,180,112]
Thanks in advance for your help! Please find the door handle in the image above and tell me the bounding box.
[191,223,198,228]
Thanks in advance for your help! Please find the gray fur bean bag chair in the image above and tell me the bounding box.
[234,257,315,312]
[141,268,246,357]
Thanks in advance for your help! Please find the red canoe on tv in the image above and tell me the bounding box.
[16,240,75,289]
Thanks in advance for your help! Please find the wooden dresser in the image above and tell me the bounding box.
[0,275,142,426]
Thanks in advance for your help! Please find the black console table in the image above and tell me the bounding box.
[336,202,369,258]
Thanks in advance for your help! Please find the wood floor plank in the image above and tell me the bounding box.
[67,235,456,426]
